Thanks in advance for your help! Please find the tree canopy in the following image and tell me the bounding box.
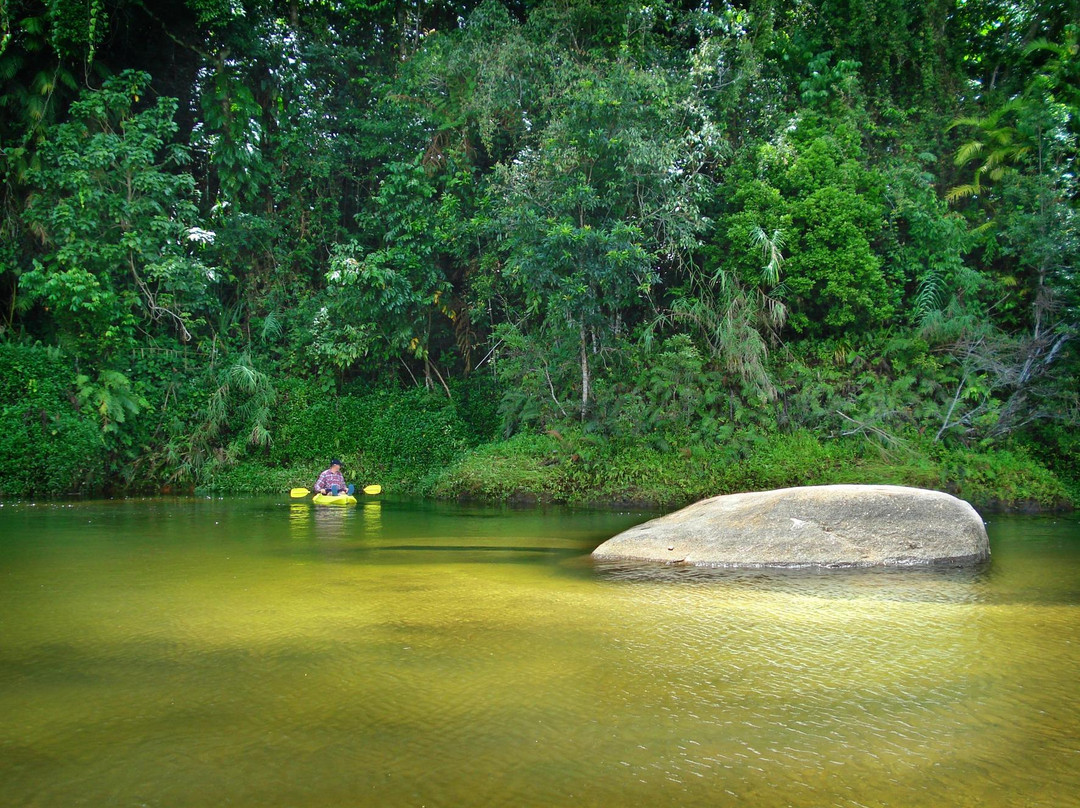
[1,0,1077,497]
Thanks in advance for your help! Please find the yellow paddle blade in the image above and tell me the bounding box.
[289,487,311,498]
[363,484,382,495]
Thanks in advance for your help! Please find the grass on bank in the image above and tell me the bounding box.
[426,428,1072,511]
[198,425,1071,512]
[21,425,1071,512]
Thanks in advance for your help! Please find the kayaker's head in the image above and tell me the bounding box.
[330,458,342,470]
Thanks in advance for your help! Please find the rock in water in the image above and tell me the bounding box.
[592,485,989,568]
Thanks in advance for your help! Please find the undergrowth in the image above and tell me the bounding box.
[428,428,1072,510]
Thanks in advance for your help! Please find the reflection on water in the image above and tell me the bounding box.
[287,502,310,539]
[311,500,353,539]
[363,499,382,533]
[290,499,378,542]
[0,498,1078,808]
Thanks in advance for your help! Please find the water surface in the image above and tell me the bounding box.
[1,496,1078,807]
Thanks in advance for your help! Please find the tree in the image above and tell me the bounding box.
[21,70,214,359]
[317,158,459,393]
[487,53,716,419]
[942,27,1078,438]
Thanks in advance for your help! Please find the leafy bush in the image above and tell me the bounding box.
[428,421,1070,511]
[429,431,562,501]
[449,374,502,443]
[201,461,320,495]
[432,427,849,505]
[1018,423,1080,502]
[268,382,472,489]
[0,343,103,496]
[937,447,1070,509]
[738,430,852,491]
[362,387,470,483]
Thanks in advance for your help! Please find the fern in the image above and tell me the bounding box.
[914,264,945,322]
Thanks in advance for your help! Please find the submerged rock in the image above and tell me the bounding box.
[592,484,989,568]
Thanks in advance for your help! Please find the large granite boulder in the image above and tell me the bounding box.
[593,485,989,568]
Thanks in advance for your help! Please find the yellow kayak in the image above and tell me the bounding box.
[312,493,357,505]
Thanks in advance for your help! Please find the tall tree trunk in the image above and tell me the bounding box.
[579,320,589,421]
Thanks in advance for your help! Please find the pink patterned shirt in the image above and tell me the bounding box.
[314,468,346,492]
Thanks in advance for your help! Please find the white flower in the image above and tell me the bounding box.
[187,227,216,244]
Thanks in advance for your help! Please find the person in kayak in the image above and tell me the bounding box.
[314,459,354,496]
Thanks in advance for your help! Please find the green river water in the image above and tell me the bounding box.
[1,496,1078,807]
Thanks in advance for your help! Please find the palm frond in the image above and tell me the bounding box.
[954,140,984,166]
[945,183,978,203]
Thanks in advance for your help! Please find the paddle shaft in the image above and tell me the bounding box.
[290,485,381,497]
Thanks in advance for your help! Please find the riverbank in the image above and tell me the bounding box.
[204,428,1074,513]
[1,344,1073,511]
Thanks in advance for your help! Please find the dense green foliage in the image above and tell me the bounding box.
[0,343,103,495]
[429,427,1069,509]
[1,0,1077,507]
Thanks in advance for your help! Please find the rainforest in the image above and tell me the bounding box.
[1,0,1077,507]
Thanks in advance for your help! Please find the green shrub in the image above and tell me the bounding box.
[429,431,561,500]
[267,382,472,489]
[202,461,319,495]
[363,388,470,477]
[449,374,502,443]
[0,343,104,496]
[938,447,1070,509]
[429,424,1070,511]
[738,430,851,490]
[269,377,355,466]
[1017,423,1080,502]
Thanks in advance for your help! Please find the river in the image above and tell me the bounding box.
[1,496,1078,807]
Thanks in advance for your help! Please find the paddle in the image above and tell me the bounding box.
[290,484,382,497]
